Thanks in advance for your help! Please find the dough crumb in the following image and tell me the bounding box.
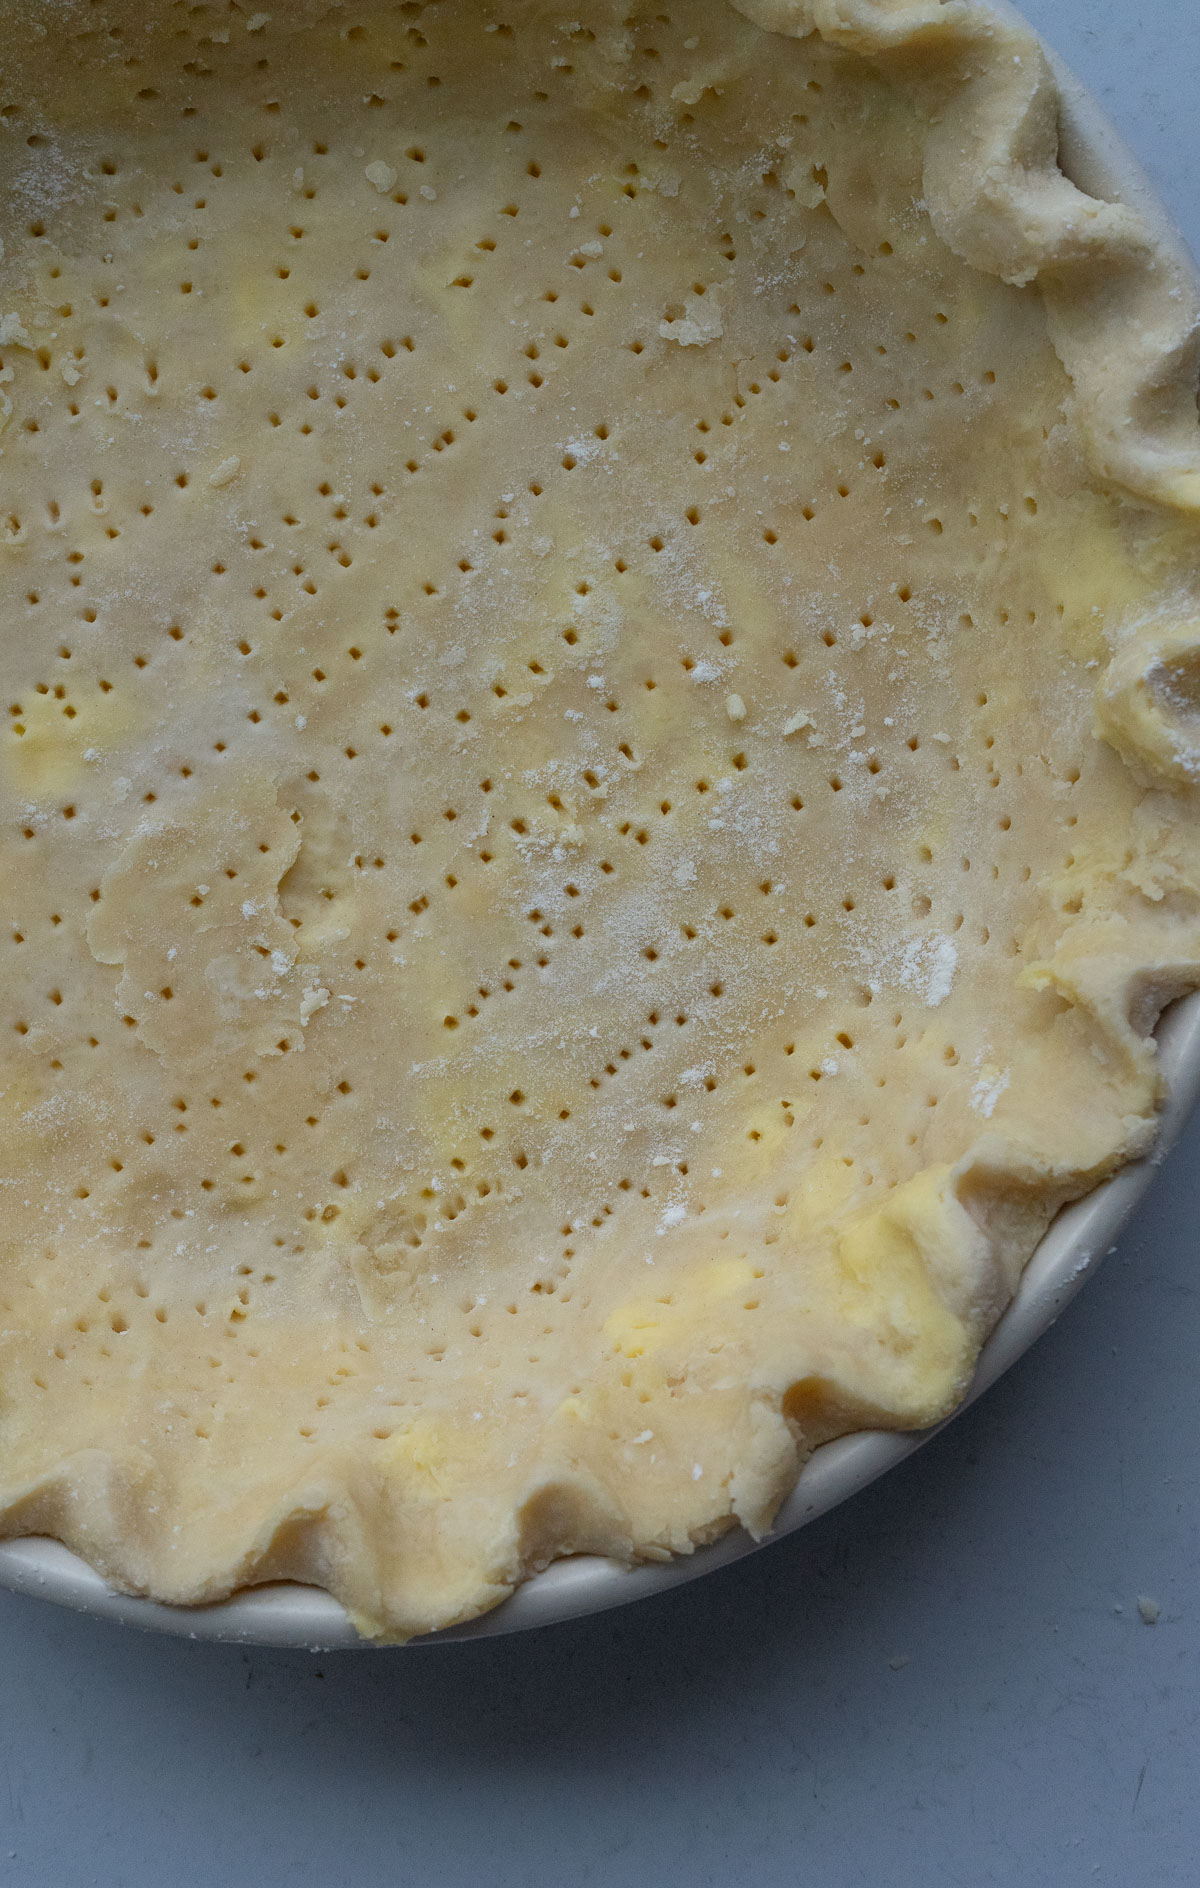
[299,986,330,1026]
[0,313,34,349]
[660,290,724,347]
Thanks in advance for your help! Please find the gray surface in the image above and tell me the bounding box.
[2,3,1199,1883]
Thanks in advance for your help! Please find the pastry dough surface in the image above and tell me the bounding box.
[1,0,1198,1637]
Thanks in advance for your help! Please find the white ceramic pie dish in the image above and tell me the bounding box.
[1,5,1197,1649]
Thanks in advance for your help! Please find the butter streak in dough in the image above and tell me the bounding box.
[0,0,1198,1638]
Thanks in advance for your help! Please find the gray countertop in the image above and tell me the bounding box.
[2,4,1198,1883]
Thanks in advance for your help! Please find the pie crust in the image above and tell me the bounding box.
[1,0,1198,1638]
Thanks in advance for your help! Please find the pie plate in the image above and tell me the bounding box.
[1,1,1197,1648]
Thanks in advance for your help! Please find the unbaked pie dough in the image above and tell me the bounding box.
[1,0,1198,1639]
